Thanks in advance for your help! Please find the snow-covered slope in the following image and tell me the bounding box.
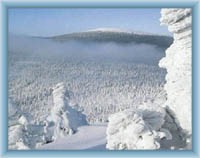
[159,9,192,141]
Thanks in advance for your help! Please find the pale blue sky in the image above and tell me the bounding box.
[8,8,171,36]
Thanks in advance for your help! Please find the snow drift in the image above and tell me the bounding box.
[40,125,107,150]
[159,8,192,145]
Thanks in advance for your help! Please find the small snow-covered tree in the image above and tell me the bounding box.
[47,82,88,140]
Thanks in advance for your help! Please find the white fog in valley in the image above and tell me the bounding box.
[8,8,192,150]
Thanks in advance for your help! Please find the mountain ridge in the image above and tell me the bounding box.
[32,29,173,49]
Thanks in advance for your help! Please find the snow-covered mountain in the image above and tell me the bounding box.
[86,27,129,33]
[86,27,160,35]
[45,28,173,49]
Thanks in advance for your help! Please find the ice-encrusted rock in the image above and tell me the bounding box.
[159,9,192,142]
[106,104,171,150]
[47,82,88,140]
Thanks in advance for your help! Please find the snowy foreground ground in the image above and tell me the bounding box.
[8,82,187,150]
[40,123,184,150]
[40,125,107,150]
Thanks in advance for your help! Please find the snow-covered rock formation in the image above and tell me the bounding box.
[159,9,192,143]
[106,103,172,150]
[46,82,88,140]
